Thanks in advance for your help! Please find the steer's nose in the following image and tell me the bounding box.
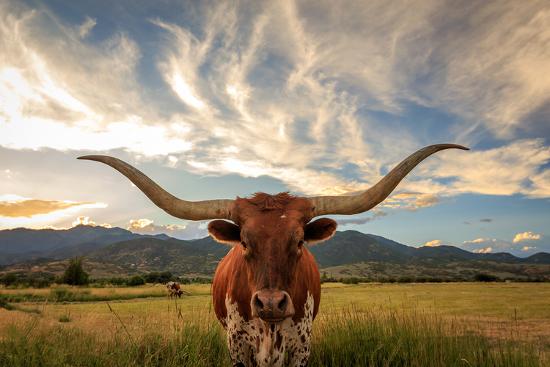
[251,289,295,322]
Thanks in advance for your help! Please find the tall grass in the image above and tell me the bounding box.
[0,320,229,367]
[0,286,166,303]
[310,308,545,366]
[0,306,546,367]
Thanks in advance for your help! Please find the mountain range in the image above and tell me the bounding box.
[1,225,549,280]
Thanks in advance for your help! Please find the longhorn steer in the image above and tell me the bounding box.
[79,144,467,367]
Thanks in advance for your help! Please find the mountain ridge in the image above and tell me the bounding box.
[1,226,549,280]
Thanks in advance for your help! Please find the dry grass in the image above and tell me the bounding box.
[1,282,549,366]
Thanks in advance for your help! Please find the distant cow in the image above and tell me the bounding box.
[166,281,184,298]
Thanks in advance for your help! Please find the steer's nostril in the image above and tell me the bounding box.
[254,296,264,310]
[277,295,288,311]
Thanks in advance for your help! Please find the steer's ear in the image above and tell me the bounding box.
[304,218,337,245]
[208,220,241,245]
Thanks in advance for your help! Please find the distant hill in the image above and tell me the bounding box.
[1,227,549,280]
[86,236,227,275]
[0,225,166,265]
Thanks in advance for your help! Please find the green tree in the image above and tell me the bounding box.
[62,257,89,285]
[127,275,145,286]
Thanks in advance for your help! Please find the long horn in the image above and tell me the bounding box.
[78,155,234,220]
[309,144,469,217]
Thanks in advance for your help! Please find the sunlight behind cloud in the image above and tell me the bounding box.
[170,72,206,110]
[0,195,107,229]
[72,216,111,228]
[423,240,442,247]
[127,218,208,239]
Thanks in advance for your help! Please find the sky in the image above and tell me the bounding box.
[0,0,549,256]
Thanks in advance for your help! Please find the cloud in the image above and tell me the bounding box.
[423,239,442,247]
[462,238,506,254]
[127,218,208,239]
[0,0,549,220]
[382,193,440,210]
[0,194,107,229]
[336,210,387,226]
[0,2,144,122]
[72,216,111,228]
[430,139,550,198]
[78,16,96,39]
[0,198,89,217]
[461,235,547,256]
[464,238,489,244]
[513,231,542,243]
[0,2,195,157]
[128,218,155,230]
[473,247,493,254]
[480,218,493,223]
[0,195,104,217]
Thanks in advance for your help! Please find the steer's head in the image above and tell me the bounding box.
[208,193,336,321]
[78,144,468,323]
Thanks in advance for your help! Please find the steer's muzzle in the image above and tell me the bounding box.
[251,289,295,322]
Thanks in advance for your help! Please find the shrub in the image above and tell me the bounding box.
[0,273,17,287]
[342,277,360,284]
[474,273,499,282]
[143,271,174,284]
[126,275,145,286]
[62,258,89,285]
[58,314,71,323]
[0,299,15,311]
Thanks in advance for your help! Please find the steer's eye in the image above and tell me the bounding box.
[297,240,304,248]
[241,241,247,249]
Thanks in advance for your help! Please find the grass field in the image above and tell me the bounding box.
[1,283,549,366]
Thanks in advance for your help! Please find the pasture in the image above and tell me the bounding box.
[1,282,549,366]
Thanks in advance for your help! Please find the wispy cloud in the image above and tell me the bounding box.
[77,16,96,39]
[336,210,387,226]
[381,192,440,210]
[429,139,550,198]
[0,2,194,156]
[0,0,548,212]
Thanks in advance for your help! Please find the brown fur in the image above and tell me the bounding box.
[245,192,296,210]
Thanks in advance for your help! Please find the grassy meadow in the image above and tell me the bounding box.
[1,282,549,366]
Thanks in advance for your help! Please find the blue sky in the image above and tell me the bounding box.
[0,0,549,256]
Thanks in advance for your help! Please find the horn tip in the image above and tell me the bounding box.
[435,143,470,151]
[77,155,108,162]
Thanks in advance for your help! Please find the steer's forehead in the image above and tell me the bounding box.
[231,193,313,226]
